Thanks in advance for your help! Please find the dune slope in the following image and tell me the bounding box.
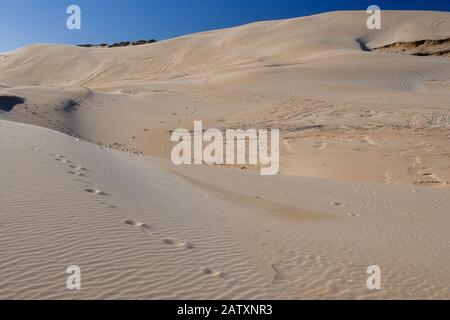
[1,118,449,299]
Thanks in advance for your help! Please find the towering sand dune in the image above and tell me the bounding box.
[0,11,449,87]
[1,11,450,299]
[1,11,449,185]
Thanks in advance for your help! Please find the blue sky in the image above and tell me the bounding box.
[0,0,449,52]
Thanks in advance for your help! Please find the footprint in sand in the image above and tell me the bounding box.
[124,221,195,246]
[68,171,88,177]
[123,220,153,233]
[84,188,108,196]
[141,225,154,233]
[69,165,88,171]
[331,202,345,207]
[52,154,73,164]
[67,171,87,178]
[347,212,361,218]
[124,219,142,227]
[200,268,225,278]
[162,238,195,249]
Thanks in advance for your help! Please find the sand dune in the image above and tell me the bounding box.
[1,11,450,186]
[0,11,450,299]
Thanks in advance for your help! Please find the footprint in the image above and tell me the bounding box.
[68,170,87,177]
[84,189,108,196]
[162,238,175,245]
[347,212,361,218]
[162,238,195,249]
[123,220,154,234]
[70,165,88,171]
[124,220,143,227]
[54,156,72,164]
[141,224,153,232]
[201,268,225,278]
[331,202,345,207]
[179,242,195,249]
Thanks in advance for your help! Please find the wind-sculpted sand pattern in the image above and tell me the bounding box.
[0,120,276,299]
[1,119,449,299]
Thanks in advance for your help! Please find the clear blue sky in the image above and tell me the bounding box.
[0,0,449,52]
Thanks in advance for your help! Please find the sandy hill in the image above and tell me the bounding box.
[1,10,450,183]
[1,11,449,86]
[0,11,449,185]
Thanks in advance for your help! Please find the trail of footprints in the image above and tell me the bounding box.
[53,152,203,254]
[123,219,196,250]
[331,201,361,218]
[29,144,118,206]
[33,146,228,280]
[123,219,226,278]
[50,153,114,199]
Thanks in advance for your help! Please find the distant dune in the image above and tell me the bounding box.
[0,11,450,299]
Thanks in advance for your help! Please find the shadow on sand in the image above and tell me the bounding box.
[0,96,25,112]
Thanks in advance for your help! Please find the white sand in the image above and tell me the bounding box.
[0,11,449,299]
